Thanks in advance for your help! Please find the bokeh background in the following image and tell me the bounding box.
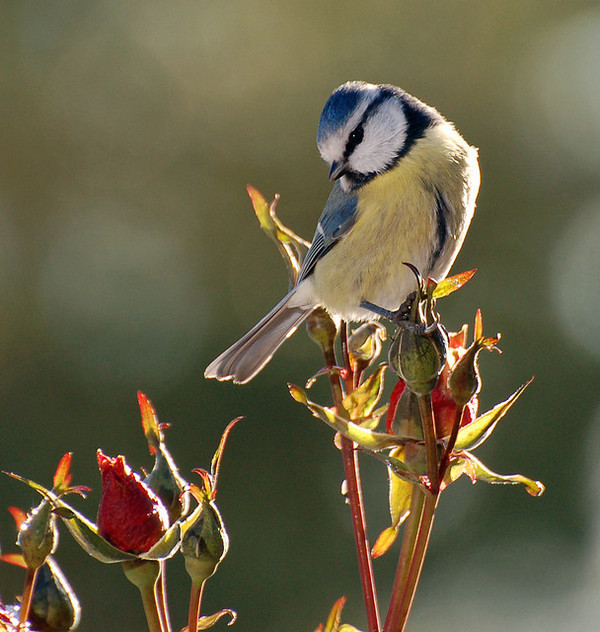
[1,1,600,630]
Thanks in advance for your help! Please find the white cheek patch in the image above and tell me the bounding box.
[349,100,408,174]
[318,97,372,165]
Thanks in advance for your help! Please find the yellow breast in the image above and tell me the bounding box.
[311,124,478,320]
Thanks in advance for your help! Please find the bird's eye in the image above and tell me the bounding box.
[349,125,364,146]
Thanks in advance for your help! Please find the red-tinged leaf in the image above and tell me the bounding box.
[138,391,161,455]
[315,626,324,632]
[455,379,533,451]
[432,269,477,299]
[386,380,406,433]
[1,552,27,568]
[474,308,483,341]
[323,596,346,632]
[8,506,27,529]
[210,416,243,494]
[372,527,399,558]
[461,452,545,497]
[53,452,73,491]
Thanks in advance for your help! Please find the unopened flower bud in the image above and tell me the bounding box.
[389,323,448,396]
[306,308,338,353]
[348,323,386,375]
[29,558,81,632]
[449,336,499,408]
[181,498,229,585]
[144,448,189,525]
[17,501,57,571]
[96,451,169,554]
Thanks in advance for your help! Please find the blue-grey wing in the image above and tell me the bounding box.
[297,183,359,282]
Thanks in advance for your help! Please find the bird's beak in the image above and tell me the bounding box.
[328,160,347,181]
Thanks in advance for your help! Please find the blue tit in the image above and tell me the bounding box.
[205,81,480,384]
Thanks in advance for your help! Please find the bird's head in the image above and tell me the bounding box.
[316,81,441,191]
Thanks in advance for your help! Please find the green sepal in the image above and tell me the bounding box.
[461,452,545,497]
[342,364,386,422]
[289,384,398,450]
[454,379,533,451]
[388,446,413,527]
[247,184,309,285]
[195,609,237,630]
[370,450,422,485]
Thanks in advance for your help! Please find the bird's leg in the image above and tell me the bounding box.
[361,291,416,326]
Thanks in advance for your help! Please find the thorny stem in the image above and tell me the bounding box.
[384,492,439,632]
[188,580,206,632]
[157,561,172,632]
[417,394,440,493]
[18,567,37,628]
[322,323,381,632]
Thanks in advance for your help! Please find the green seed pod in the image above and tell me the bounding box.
[306,307,338,352]
[18,500,57,571]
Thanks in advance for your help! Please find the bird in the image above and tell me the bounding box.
[205,81,480,384]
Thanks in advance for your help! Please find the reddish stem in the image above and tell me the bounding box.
[188,580,205,632]
[323,323,380,632]
[18,567,37,628]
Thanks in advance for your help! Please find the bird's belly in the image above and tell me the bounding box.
[312,191,439,320]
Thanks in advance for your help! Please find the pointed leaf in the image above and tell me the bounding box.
[343,364,386,421]
[7,506,28,530]
[1,552,27,568]
[388,447,413,526]
[53,453,73,491]
[289,384,399,450]
[462,452,545,497]
[247,184,310,283]
[372,527,399,559]
[323,596,346,632]
[474,308,483,341]
[454,379,533,451]
[138,391,162,455]
[210,416,243,493]
[432,269,477,298]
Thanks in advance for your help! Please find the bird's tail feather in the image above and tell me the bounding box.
[204,294,314,384]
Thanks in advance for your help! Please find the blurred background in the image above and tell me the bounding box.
[1,1,599,630]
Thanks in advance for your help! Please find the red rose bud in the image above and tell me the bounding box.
[96,450,169,554]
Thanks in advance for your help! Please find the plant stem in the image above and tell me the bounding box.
[323,323,380,632]
[157,561,172,632]
[188,580,205,632]
[384,491,438,632]
[139,583,165,632]
[417,394,439,493]
[18,567,37,628]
